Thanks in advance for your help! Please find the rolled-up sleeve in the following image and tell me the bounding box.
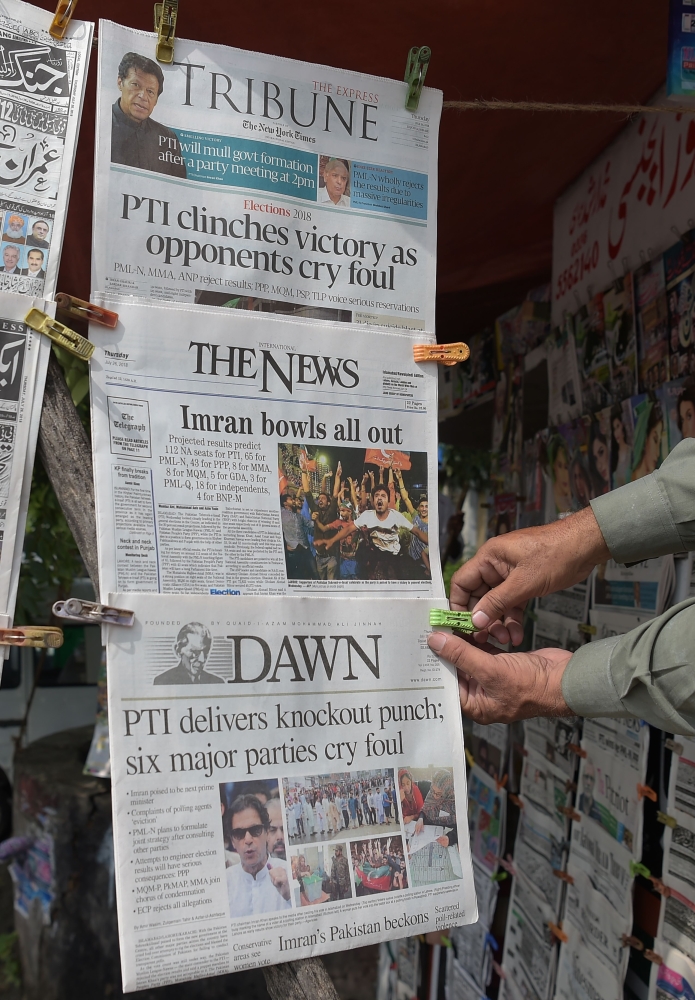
[562,599,695,735]
[590,438,695,563]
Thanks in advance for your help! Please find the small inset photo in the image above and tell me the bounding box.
[219,780,291,920]
[282,769,398,845]
[2,212,27,244]
[401,766,463,887]
[289,842,352,906]
[318,155,351,207]
[350,836,407,895]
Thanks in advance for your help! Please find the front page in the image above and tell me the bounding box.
[0,0,92,298]
[89,298,441,599]
[106,594,475,991]
[93,21,441,330]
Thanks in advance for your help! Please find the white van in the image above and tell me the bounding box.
[0,621,100,839]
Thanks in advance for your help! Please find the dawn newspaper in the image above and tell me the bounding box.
[89,298,441,599]
[93,20,441,330]
[0,0,92,298]
[106,594,476,991]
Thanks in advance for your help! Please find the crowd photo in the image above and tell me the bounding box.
[219,779,290,918]
[278,444,430,582]
[282,769,399,846]
[350,836,408,895]
[400,765,463,887]
[289,842,353,906]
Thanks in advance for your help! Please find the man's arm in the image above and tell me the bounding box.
[301,471,318,513]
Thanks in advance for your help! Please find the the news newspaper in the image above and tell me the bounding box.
[93,20,441,330]
[89,298,442,599]
[107,594,476,991]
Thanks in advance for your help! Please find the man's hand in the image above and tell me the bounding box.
[427,630,573,724]
[269,865,291,901]
[450,506,609,645]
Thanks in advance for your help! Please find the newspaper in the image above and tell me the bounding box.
[662,738,695,926]
[554,924,625,1000]
[106,593,476,990]
[500,875,557,1000]
[649,943,695,1000]
[523,716,580,780]
[512,801,565,917]
[467,764,505,876]
[520,746,572,834]
[562,867,631,977]
[0,0,92,299]
[89,297,441,600]
[566,818,634,919]
[93,20,441,331]
[592,556,675,615]
[0,291,51,623]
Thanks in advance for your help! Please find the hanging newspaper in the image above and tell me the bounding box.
[106,594,476,991]
[89,298,441,599]
[658,737,695,962]
[93,20,441,331]
[0,291,51,628]
[0,0,92,298]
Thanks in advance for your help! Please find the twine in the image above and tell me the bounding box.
[442,98,695,116]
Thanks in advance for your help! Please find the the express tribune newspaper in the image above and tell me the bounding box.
[107,595,476,991]
[89,298,442,599]
[93,20,441,330]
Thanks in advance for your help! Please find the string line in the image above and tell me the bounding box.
[442,98,695,116]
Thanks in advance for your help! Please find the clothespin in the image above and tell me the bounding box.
[630,861,651,879]
[492,961,506,980]
[0,627,63,648]
[637,784,657,802]
[657,811,677,828]
[464,747,475,768]
[495,773,508,792]
[665,739,684,755]
[154,0,178,64]
[413,343,470,366]
[568,743,587,758]
[404,46,430,112]
[621,934,644,951]
[490,871,507,882]
[499,856,516,877]
[565,780,577,793]
[577,623,596,635]
[552,869,575,885]
[558,805,581,821]
[52,599,135,627]
[429,609,479,632]
[547,922,568,943]
[644,949,664,966]
[55,294,119,329]
[24,309,94,361]
[649,877,672,897]
[50,0,78,39]
[508,793,523,809]
[485,933,499,952]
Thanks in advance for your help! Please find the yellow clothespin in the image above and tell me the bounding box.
[50,0,78,39]
[0,627,63,648]
[413,343,470,366]
[657,811,677,828]
[154,0,178,64]
[404,46,430,112]
[25,309,94,361]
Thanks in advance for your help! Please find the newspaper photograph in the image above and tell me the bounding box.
[0,291,50,622]
[93,20,441,331]
[89,298,441,600]
[0,0,92,299]
[105,593,476,991]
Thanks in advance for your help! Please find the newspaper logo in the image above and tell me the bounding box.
[0,332,25,402]
[0,39,69,97]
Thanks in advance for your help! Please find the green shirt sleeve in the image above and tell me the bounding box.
[589,438,695,563]
[562,599,695,735]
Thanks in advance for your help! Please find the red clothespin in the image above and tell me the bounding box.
[413,342,470,366]
[552,869,575,885]
[547,922,568,943]
[637,784,658,802]
[50,0,78,38]
[55,294,119,329]
[568,743,587,758]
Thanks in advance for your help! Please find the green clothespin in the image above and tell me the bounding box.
[630,861,651,879]
[429,609,479,633]
[404,46,431,111]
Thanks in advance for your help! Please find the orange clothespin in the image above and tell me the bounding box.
[559,805,581,821]
[565,780,577,793]
[495,773,508,792]
[568,743,587,758]
[621,935,644,951]
[637,784,658,802]
[644,949,664,965]
[649,877,672,897]
[0,627,63,648]
[547,922,568,943]
[413,342,470,366]
[50,0,78,38]
[552,869,575,885]
[55,294,119,329]
[508,793,524,809]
